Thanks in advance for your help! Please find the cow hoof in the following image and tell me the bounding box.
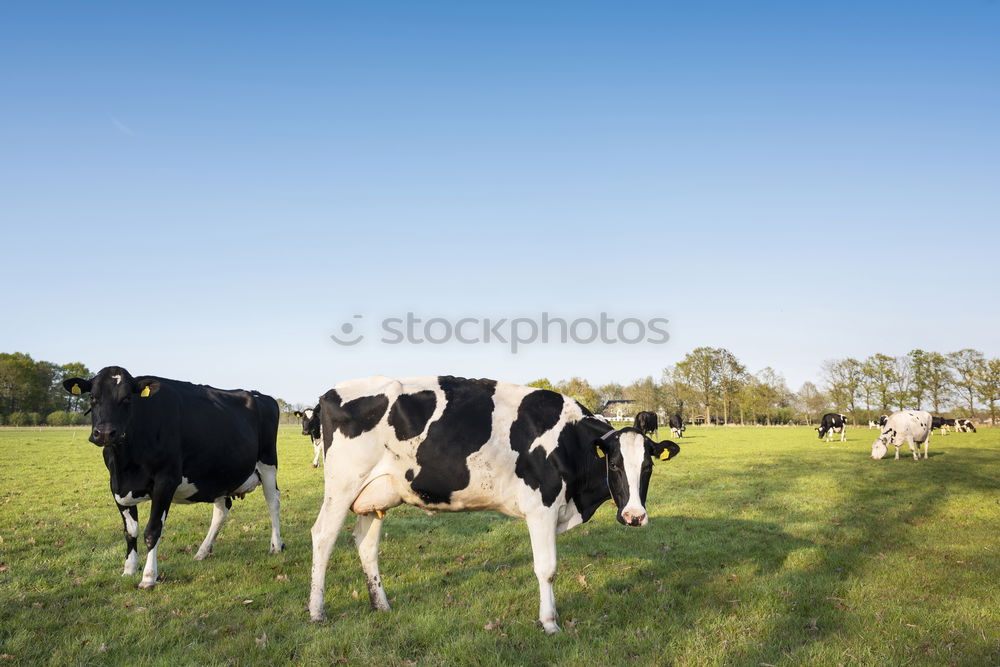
[194,550,211,561]
[138,580,158,590]
[270,543,285,554]
[541,620,561,634]
[312,463,319,469]
[309,611,326,623]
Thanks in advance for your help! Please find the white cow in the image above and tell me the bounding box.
[307,375,680,633]
[871,410,932,460]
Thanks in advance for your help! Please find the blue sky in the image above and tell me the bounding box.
[2,2,998,404]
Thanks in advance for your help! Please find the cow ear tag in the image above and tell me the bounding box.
[140,386,151,398]
[659,450,671,461]
[595,445,605,458]
[71,383,82,395]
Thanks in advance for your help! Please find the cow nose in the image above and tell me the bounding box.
[91,428,117,445]
[622,510,648,527]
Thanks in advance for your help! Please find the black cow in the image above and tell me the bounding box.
[293,405,323,467]
[668,414,685,438]
[308,376,680,633]
[931,416,956,435]
[816,413,847,442]
[62,366,284,589]
[633,411,658,438]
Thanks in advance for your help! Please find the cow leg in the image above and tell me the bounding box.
[256,462,284,554]
[526,512,560,634]
[139,483,175,589]
[894,443,901,460]
[312,441,322,468]
[117,502,140,576]
[195,497,231,560]
[840,428,846,442]
[353,512,390,611]
[309,495,355,621]
[922,439,929,459]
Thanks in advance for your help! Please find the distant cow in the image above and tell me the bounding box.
[308,375,680,634]
[633,411,658,438]
[62,366,283,588]
[668,414,685,438]
[871,410,932,460]
[931,416,955,435]
[956,418,977,433]
[816,413,848,442]
[293,406,323,467]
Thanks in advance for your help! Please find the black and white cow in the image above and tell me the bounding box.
[293,405,323,467]
[931,416,955,435]
[308,376,680,634]
[956,418,977,433]
[871,410,932,460]
[62,366,284,588]
[816,413,848,442]
[668,414,685,438]
[633,411,658,438]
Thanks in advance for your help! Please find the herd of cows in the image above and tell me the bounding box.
[55,366,980,633]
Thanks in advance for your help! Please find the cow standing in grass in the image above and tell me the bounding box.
[308,375,680,634]
[62,366,283,588]
[634,411,658,438]
[871,410,932,460]
[817,413,848,442]
[956,418,977,433]
[668,414,685,438]
[294,406,323,467]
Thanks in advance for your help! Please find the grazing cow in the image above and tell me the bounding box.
[931,416,955,435]
[816,413,848,442]
[62,366,283,589]
[956,418,977,433]
[871,410,932,460]
[308,376,680,634]
[668,414,685,438]
[293,406,323,467]
[633,411,658,438]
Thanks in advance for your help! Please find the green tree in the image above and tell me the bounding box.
[920,352,953,413]
[674,347,724,424]
[860,354,895,413]
[976,358,1000,425]
[948,349,985,417]
[527,378,555,392]
[823,357,863,421]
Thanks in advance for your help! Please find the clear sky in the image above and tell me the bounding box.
[2,2,998,405]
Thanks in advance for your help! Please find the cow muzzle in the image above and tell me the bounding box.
[90,427,120,446]
[620,508,648,527]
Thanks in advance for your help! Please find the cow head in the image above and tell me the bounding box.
[871,436,888,460]
[815,425,828,439]
[594,427,679,527]
[62,366,160,446]
[293,406,321,439]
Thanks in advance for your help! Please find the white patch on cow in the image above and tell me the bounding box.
[303,408,314,420]
[617,431,649,526]
[121,510,138,537]
[172,477,199,503]
[122,549,139,576]
[111,374,122,385]
[114,491,150,506]
[233,472,261,496]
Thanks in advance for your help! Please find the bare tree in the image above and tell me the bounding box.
[977,359,1000,425]
[948,349,985,417]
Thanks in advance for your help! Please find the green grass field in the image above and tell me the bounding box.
[1,425,998,665]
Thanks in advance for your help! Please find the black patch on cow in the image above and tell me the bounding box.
[388,391,437,441]
[409,376,497,505]
[320,390,389,448]
[404,469,414,482]
[508,390,567,506]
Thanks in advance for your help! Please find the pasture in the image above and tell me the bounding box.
[1,425,998,665]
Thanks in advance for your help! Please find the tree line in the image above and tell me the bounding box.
[530,346,1000,426]
[0,352,299,426]
[3,347,998,427]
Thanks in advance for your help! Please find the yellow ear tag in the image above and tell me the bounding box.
[595,445,605,458]
[140,386,151,398]
[71,384,82,395]
[659,450,671,461]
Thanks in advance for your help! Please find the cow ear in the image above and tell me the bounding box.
[594,442,606,458]
[293,411,303,418]
[63,378,92,395]
[136,379,160,398]
[651,439,680,461]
